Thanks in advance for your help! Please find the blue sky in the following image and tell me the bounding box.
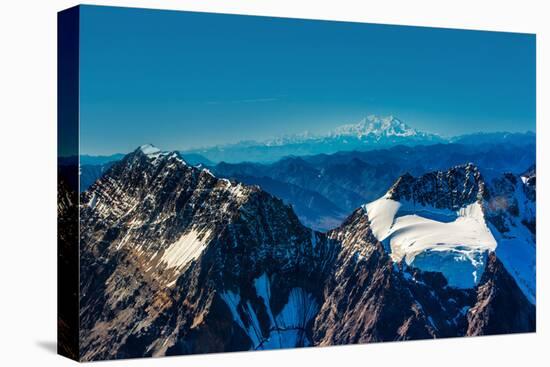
[79,5,535,155]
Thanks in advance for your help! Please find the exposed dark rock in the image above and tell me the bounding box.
[58,171,79,360]
[466,253,536,336]
[313,208,475,344]
[387,163,485,210]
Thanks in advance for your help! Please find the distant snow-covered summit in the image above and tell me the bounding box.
[266,115,437,144]
[185,115,445,163]
[330,115,427,139]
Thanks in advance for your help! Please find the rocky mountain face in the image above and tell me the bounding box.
[466,253,535,336]
[314,209,475,344]
[80,162,116,193]
[78,146,535,361]
[486,166,536,235]
[58,170,79,360]
[483,165,536,303]
[386,162,485,209]
[79,145,334,360]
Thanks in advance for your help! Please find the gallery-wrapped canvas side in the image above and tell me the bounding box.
[57,5,80,361]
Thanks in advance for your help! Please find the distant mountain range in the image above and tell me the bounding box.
[180,115,534,163]
[211,140,535,228]
[74,115,535,167]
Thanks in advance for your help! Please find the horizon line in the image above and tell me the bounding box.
[76,128,536,157]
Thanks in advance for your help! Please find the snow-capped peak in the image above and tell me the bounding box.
[135,144,188,165]
[363,194,496,289]
[138,144,161,156]
[363,165,494,289]
[261,115,434,146]
[331,115,420,138]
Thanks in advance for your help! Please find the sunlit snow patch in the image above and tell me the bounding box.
[139,144,161,156]
[161,228,213,271]
[364,195,497,288]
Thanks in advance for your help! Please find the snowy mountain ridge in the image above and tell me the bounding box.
[362,163,536,303]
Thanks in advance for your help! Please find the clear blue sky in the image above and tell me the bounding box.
[79,5,536,155]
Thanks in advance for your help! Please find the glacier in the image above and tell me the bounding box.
[363,195,497,289]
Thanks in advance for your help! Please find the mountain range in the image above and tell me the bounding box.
[180,115,534,163]
[72,144,535,360]
[62,116,536,360]
[74,115,535,167]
